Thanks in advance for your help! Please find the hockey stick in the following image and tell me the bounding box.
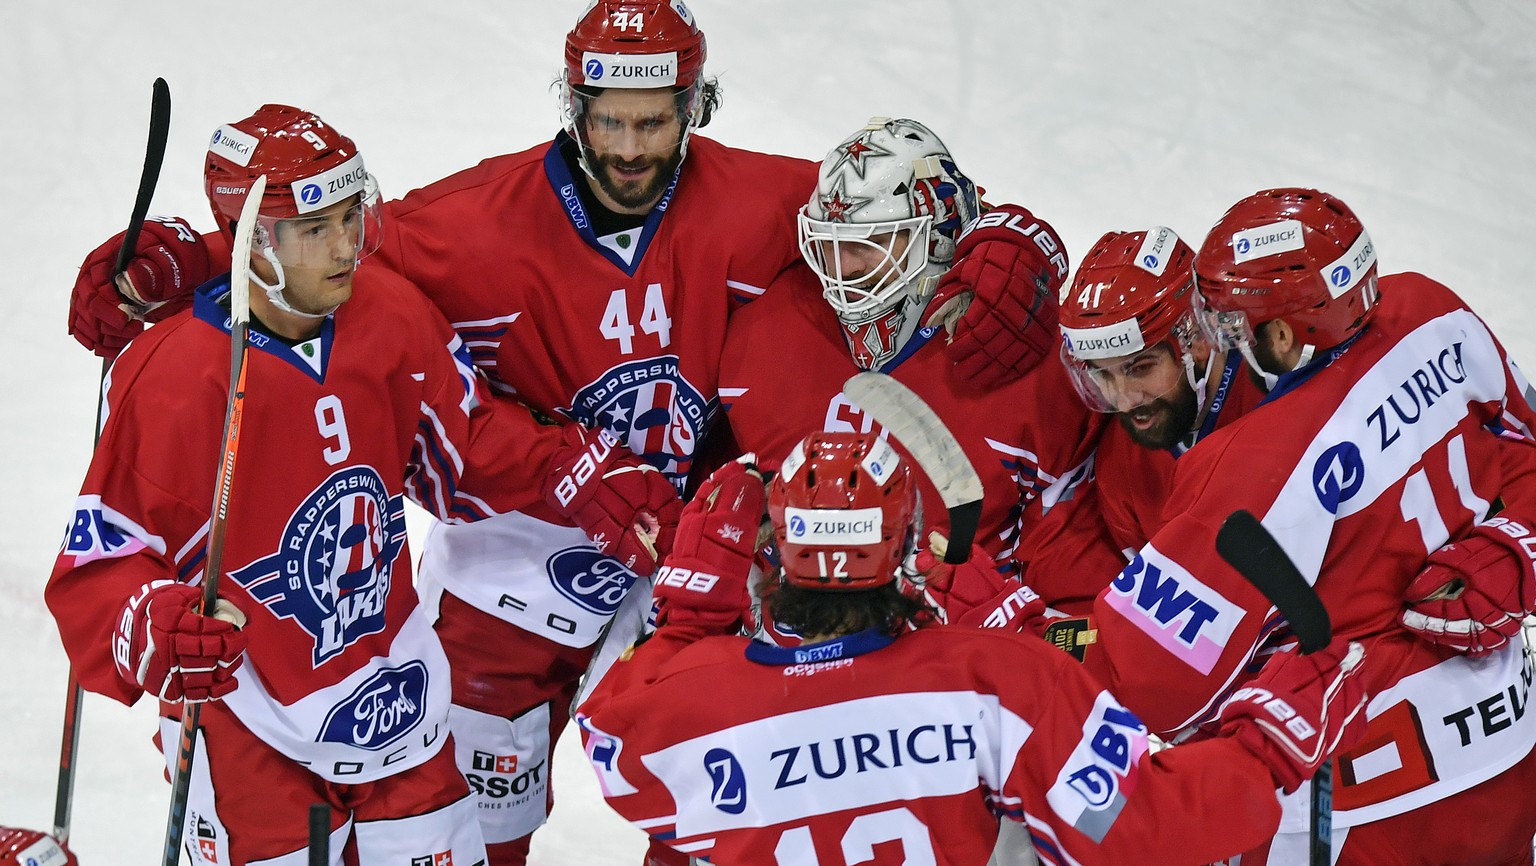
[53,77,172,848]
[160,174,265,866]
[841,372,984,563]
[1214,509,1333,866]
[308,803,329,866]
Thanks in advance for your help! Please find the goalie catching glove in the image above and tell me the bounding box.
[543,424,683,577]
[113,580,248,703]
[653,457,767,635]
[1400,517,1536,656]
[1215,637,1368,793]
[69,218,213,359]
[923,204,1068,385]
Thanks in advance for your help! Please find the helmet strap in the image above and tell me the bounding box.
[250,245,334,321]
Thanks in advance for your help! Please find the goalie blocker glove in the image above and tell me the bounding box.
[69,218,213,359]
[653,458,766,635]
[542,423,684,577]
[112,580,248,703]
[1401,516,1536,656]
[1215,637,1368,793]
[924,203,1069,385]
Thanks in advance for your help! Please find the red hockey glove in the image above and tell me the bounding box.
[69,218,212,359]
[0,827,78,866]
[1401,517,1536,656]
[923,204,1068,386]
[1216,639,1367,793]
[112,580,248,704]
[542,424,683,576]
[910,535,1046,632]
[653,459,766,635]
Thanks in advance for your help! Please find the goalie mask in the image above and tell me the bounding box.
[799,118,981,370]
[205,104,384,319]
[1194,187,1380,387]
[768,431,920,590]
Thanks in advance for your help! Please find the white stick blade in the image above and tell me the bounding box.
[228,174,266,327]
[842,372,983,508]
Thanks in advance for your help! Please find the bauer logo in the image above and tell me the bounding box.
[229,466,406,665]
[546,547,636,615]
[1231,219,1304,264]
[581,51,679,87]
[705,748,748,814]
[1311,441,1366,514]
[1047,693,1147,843]
[783,507,881,545]
[318,661,427,750]
[1105,546,1244,674]
[209,124,259,167]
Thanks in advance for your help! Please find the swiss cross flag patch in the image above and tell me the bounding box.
[409,854,452,866]
[471,749,517,774]
[198,839,218,862]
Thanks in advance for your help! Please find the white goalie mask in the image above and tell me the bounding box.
[798,117,981,370]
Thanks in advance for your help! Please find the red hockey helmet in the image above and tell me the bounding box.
[1059,227,1207,412]
[564,0,707,91]
[768,432,919,590]
[1194,188,1379,356]
[0,827,78,866]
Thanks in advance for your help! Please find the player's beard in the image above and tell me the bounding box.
[591,146,683,212]
[1116,380,1200,450]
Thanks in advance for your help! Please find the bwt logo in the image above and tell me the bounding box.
[1110,554,1222,646]
[789,516,807,537]
[300,183,324,205]
[1064,704,1144,809]
[585,59,605,80]
[1311,442,1365,514]
[705,748,747,814]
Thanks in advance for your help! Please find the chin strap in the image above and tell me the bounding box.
[249,245,338,320]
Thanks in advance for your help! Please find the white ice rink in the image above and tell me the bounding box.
[3,1,1534,862]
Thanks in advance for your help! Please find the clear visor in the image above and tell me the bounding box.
[257,176,384,274]
[797,211,931,319]
[1191,288,1256,352]
[562,80,699,163]
[1061,315,1209,414]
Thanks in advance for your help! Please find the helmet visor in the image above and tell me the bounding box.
[259,177,384,272]
[1060,339,1191,414]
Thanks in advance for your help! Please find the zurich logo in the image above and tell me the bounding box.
[1235,238,1251,255]
[300,183,323,206]
[1312,441,1366,514]
[705,748,747,814]
[1142,254,1159,269]
[318,661,427,750]
[585,58,605,80]
[212,130,222,145]
[1330,265,1352,287]
[788,516,807,538]
[547,547,636,615]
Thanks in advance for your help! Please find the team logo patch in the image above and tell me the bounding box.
[319,661,428,750]
[567,356,714,491]
[1312,442,1366,515]
[546,547,637,616]
[705,747,748,814]
[230,466,406,665]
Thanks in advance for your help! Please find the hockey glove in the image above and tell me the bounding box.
[923,204,1068,386]
[0,827,78,866]
[653,458,766,635]
[1216,638,1367,794]
[910,533,1045,632]
[543,424,683,576]
[112,580,248,704]
[69,218,212,359]
[1401,517,1536,656]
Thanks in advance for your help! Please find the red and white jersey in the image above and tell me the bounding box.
[1093,273,1536,827]
[719,266,1102,573]
[375,133,817,647]
[578,625,1285,866]
[48,270,537,783]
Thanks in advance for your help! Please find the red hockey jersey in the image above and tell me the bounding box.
[48,269,538,782]
[374,133,817,647]
[718,265,1103,572]
[1093,273,1536,827]
[578,625,1285,866]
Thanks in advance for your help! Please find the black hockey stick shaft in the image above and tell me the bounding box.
[308,803,329,865]
[1215,509,1333,866]
[53,77,172,848]
[161,175,263,866]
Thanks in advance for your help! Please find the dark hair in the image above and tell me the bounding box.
[764,579,930,638]
[556,77,722,129]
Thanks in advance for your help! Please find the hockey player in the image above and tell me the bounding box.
[576,431,1368,866]
[43,105,534,864]
[61,7,1069,863]
[1074,188,1536,864]
[716,118,1098,618]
